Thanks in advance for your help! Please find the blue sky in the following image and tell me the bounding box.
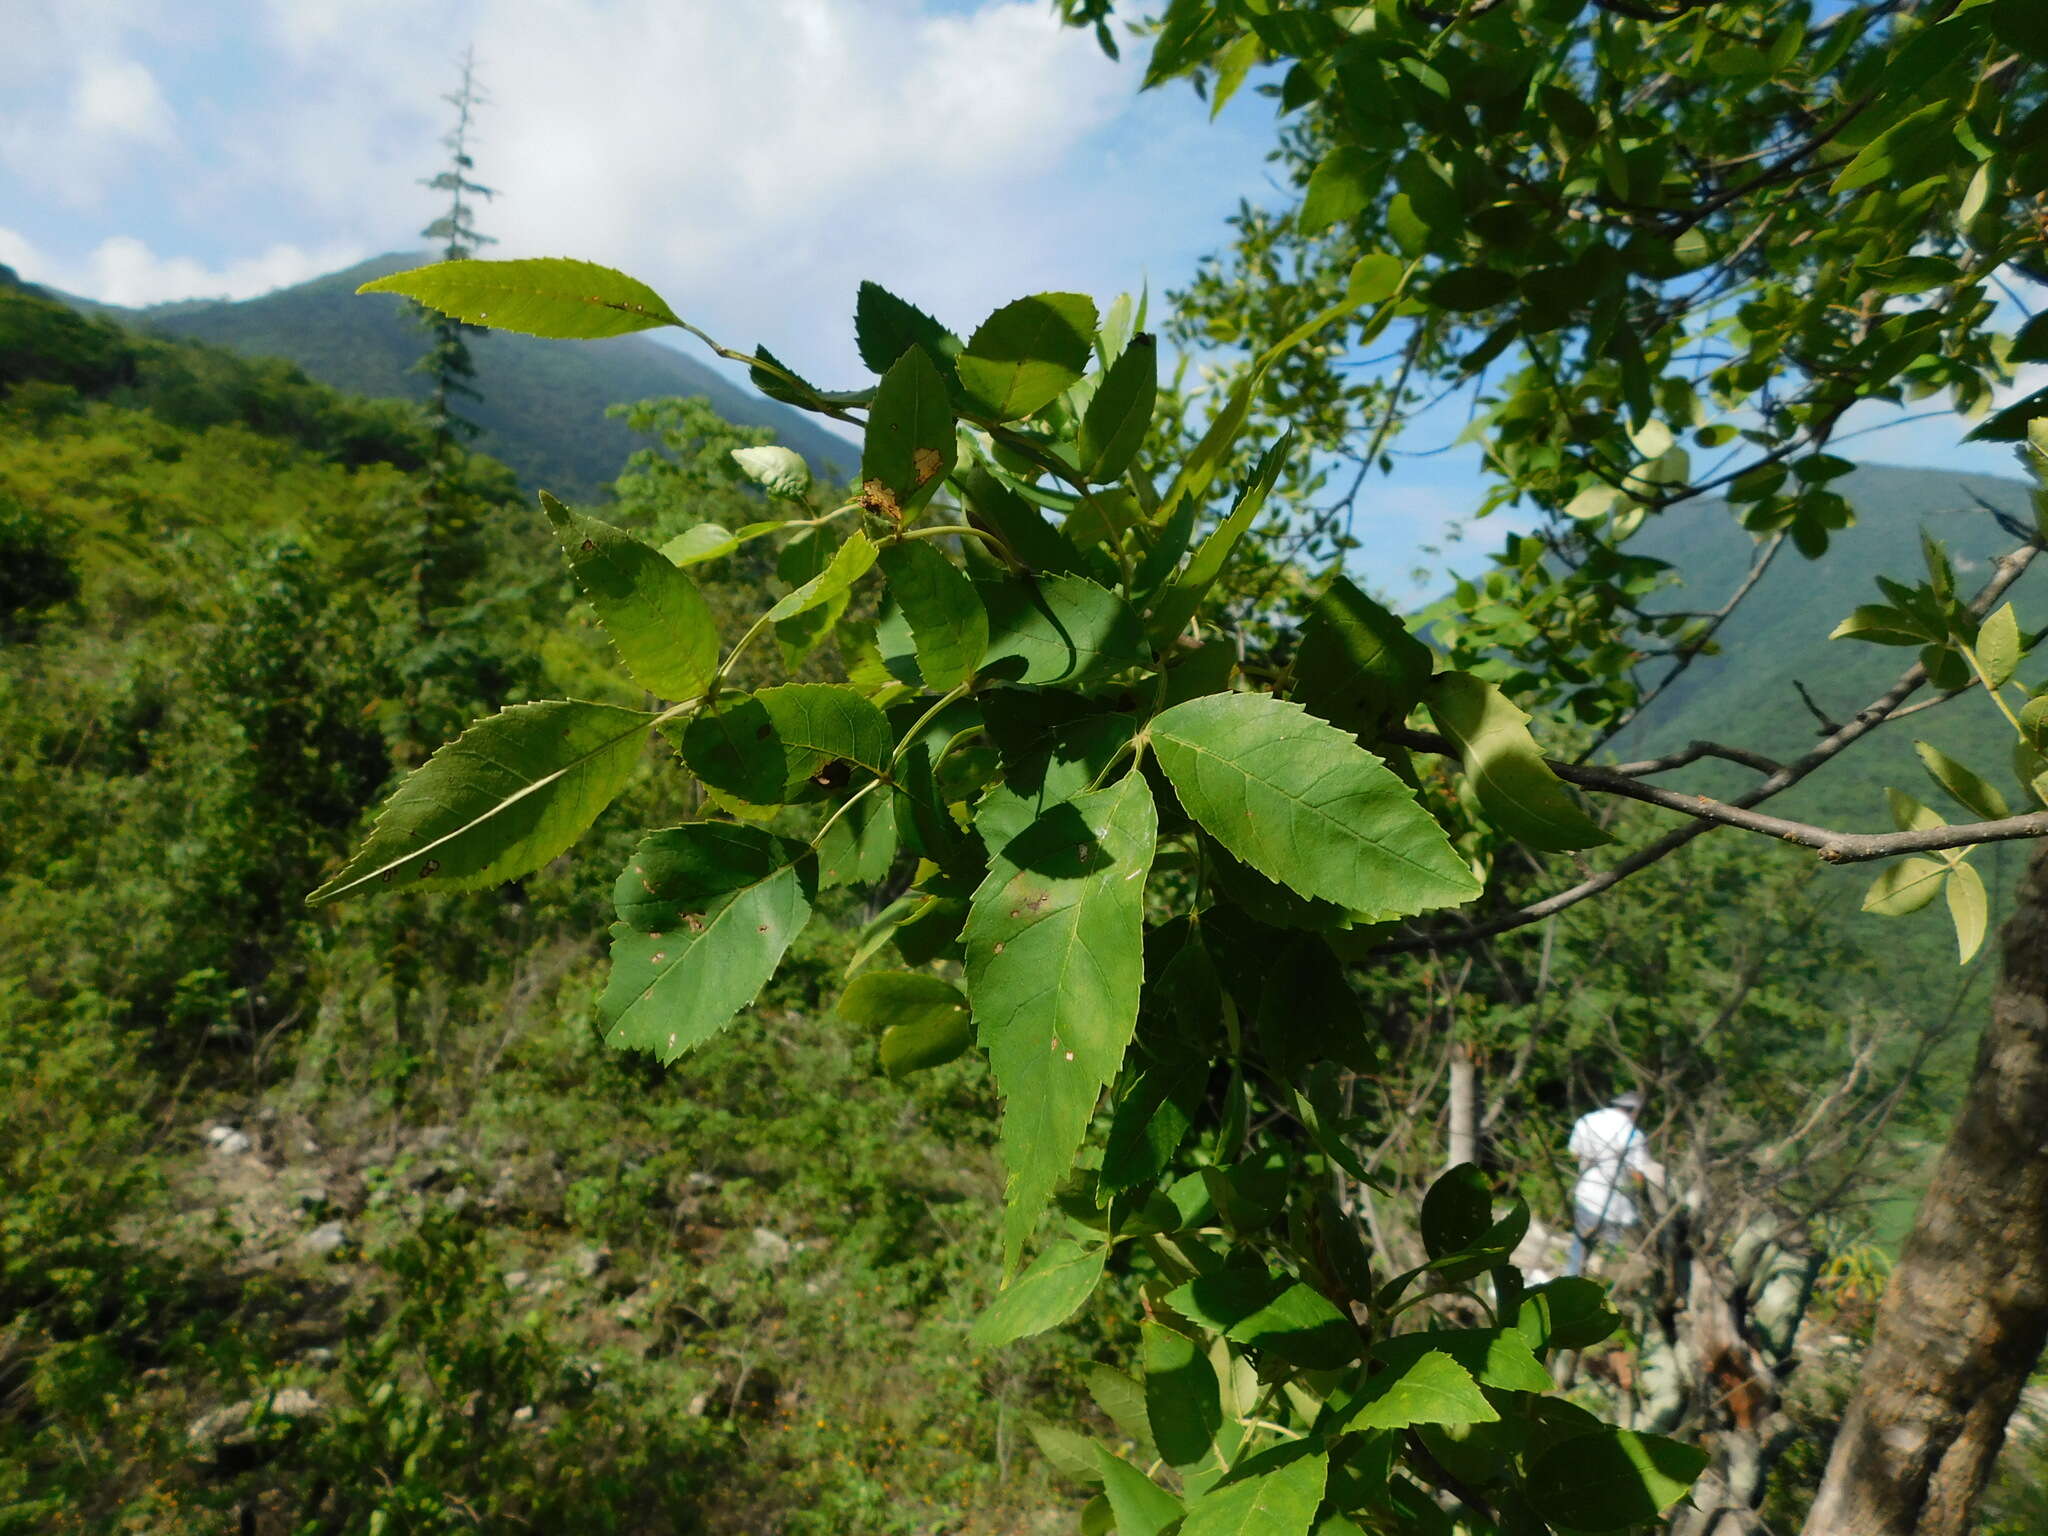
[2,0,2033,598]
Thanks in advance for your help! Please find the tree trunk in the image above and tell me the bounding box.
[1802,838,2048,1536]
[1447,1043,1478,1171]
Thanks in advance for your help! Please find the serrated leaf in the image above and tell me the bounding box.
[815,791,896,889]
[1915,739,2010,821]
[1144,1322,1223,1469]
[1300,145,1377,235]
[309,701,651,904]
[1292,576,1435,738]
[1182,1448,1327,1536]
[971,1239,1107,1347]
[1077,333,1158,484]
[1525,1430,1708,1530]
[967,775,1158,1260]
[957,293,1098,422]
[1947,859,1988,963]
[1372,1329,1552,1392]
[861,346,956,519]
[1095,1448,1183,1536]
[1421,1163,1493,1258]
[360,257,680,338]
[768,529,877,623]
[1087,1364,1161,1463]
[838,970,973,1078]
[1166,1270,1359,1370]
[542,493,718,699]
[1029,1419,1107,1486]
[1830,604,1932,646]
[729,445,810,499]
[1331,1349,1498,1432]
[976,574,1147,685]
[1425,673,1610,851]
[1864,857,1947,917]
[600,826,815,1063]
[676,684,892,804]
[878,540,987,691]
[854,280,962,376]
[1977,603,2022,689]
[1149,692,1479,917]
[1148,434,1293,643]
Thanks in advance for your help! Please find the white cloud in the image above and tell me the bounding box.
[222,0,1225,380]
[0,225,363,307]
[70,55,176,146]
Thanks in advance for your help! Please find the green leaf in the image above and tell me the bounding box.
[1149,693,1479,917]
[1182,1448,1327,1536]
[601,825,815,1063]
[957,293,1098,422]
[359,257,681,338]
[1421,1163,1493,1258]
[1029,1419,1107,1486]
[854,280,961,376]
[1977,602,2022,689]
[1330,1350,1498,1432]
[1087,1364,1162,1462]
[1166,1270,1360,1370]
[1144,1321,1223,1469]
[1096,1448,1184,1536]
[1292,576,1435,738]
[1513,1278,1621,1354]
[2021,694,2048,751]
[1372,1329,1552,1392]
[309,701,651,904]
[967,775,1159,1260]
[676,684,892,805]
[976,574,1147,685]
[878,541,987,691]
[1947,859,1989,963]
[971,1239,1108,1347]
[1863,857,1947,917]
[1915,739,2010,821]
[542,493,719,699]
[1424,672,1610,851]
[1830,604,1934,646]
[838,970,973,1078]
[861,346,956,519]
[768,529,878,623]
[1830,100,1951,194]
[977,712,1138,856]
[1525,1430,1709,1531]
[729,445,810,499]
[1077,333,1159,484]
[1301,146,1377,235]
[1425,266,1517,312]
[816,792,896,889]
[662,523,741,567]
[1149,435,1295,644]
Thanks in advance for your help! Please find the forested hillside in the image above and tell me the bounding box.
[60,253,858,500]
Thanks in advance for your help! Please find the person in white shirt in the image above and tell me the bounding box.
[1565,1091,1654,1276]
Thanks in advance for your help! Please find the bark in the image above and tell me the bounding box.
[1447,1043,1478,1171]
[1802,837,2048,1536]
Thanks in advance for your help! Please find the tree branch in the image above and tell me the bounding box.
[1379,541,2044,952]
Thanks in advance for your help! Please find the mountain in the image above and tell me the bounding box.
[1611,464,2041,1022]
[77,253,857,500]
